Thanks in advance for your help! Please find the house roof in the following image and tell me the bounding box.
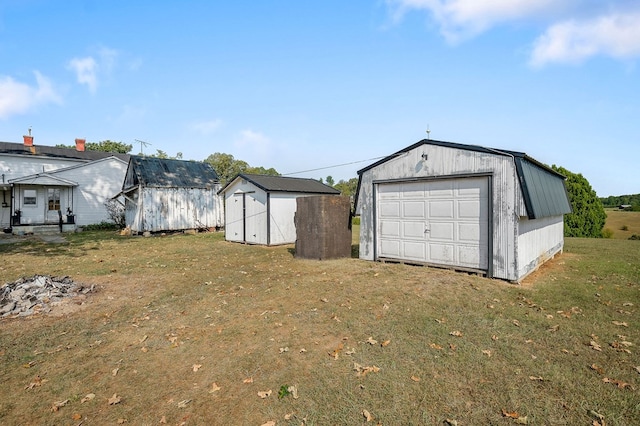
[9,173,78,187]
[0,141,130,162]
[123,156,220,190]
[220,174,340,195]
[356,138,572,220]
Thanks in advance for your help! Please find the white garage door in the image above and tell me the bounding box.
[376,177,489,271]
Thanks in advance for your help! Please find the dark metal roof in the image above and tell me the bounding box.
[124,156,220,190]
[221,174,340,195]
[356,138,571,220]
[0,141,130,162]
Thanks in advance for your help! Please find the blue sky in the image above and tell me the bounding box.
[1,0,639,196]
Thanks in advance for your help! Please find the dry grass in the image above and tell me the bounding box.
[604,209,640,239]
[0,230,639,425]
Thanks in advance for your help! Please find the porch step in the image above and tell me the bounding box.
[12,224,75,235]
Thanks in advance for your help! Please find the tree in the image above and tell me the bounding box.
[147,149,183,160]
[204,153,250,185]
[552,165,606,238]
[56,140,132,153]
[333,177,358,198]
[325,176,335,187]
[246,166,279,176]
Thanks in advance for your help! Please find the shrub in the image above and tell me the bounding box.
[629,234,640,240]
[82,222,120,231]
[621,225,629,231]
[104,199,126,229]
[602,228,614,239]
[351,216,360,225]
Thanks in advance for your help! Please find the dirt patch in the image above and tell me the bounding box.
[519,252,577,287]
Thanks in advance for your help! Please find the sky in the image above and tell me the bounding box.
[1,0,639,197]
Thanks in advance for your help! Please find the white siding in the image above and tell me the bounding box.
[516,215,564,281]
[133,186,223,233]
[268,194,300,245]
[0,154,84,182]
[357,144,521,281]
[52,157,128,226]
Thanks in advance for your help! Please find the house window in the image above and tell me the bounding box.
[24,189,37,206]
[48,188,60,211]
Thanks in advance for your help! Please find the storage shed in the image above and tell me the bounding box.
[355,139,572,282]
[219,174,340,245]
[120,156,223,233]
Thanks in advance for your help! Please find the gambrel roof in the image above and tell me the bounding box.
[356,139,572,220]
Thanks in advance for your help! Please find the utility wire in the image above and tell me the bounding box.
[281,154,394,177]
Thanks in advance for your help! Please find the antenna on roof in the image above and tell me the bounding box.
[134,139,152,155]
[28,127,32,136]
[426,125,431,140]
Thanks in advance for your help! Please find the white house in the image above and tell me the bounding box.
[219,174,340,245]
[355,139,572,282]
[1,134,129,233]
[119,156,224,233]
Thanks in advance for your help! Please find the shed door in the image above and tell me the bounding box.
[376,177,489,271]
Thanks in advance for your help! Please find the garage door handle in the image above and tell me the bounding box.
[424,228,430,233]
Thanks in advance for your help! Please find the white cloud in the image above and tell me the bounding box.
[67,56,98,93]
[530,12,640,66]
[190,118,223,135]
[387,0,640,65]
[388,0,558,43]
[67,46,121,93]
[0,71,62,119]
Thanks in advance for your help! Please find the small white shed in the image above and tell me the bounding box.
[219,174,340,245]
[355,139,572,282]
[121,156,223,233]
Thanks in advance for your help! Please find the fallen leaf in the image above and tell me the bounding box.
[603,377,632,389]
[381,340,391,347]
[449,343,457,351]
[449,330,463,337]
[345,348,356,355]
[72,413,82,421]
[547,325,560,332]
[139,335,148,343]
[492,335,499,341]
[612,321,628,327]
[622,302,634,307]
[635,366,640,374]
[444,420,458,426]
[192,364,202,372]
[117,419,127,424]
[160,416,167,423]
[112,367,119,376]
[429,343,443,350]
[321,298,328,303]
[51,399,69,412]
[243,377,254,384]
[299,348,307,353]
[261,422,276,426]
[482,350,492,357]
[258,390,272,399]
[590,364,604,375]
[177,399,191,408]
[25,375,48,390]
[589,410,605,421]
[501,409,519,418]
[589,341,602,351]
[363,409,373,422]
[410,376,420,382]
[366,337,378,345]
[209,382,221,393]
[288,385,299,399]
[279,347,289,354]
[284,413,293,420]
[108,394,122,405]
[512,320,520,327]
[528,376,543,381]
[81,393,96,403]
[515,416,528,424]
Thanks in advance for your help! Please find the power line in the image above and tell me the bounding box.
[281,155,391,177]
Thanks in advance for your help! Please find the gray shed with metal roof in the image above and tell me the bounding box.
[120,156,223,233]
[219,174,340,245]
[355,139,571,282]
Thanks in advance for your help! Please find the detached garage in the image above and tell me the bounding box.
[355,139,572,282]
[219,174,340,245]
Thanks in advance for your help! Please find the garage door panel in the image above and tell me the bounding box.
[379,201,400,218]
[429,200,454,218]
[458,222,480,242]
[458,200,481,218]
[429,222,454,241]
[378,184,401,198]
[458,245,482,267]
[401,184,425,198]
[428,243,454,264]
[403,201,425,218]
[428,180,454,196]
[380,221,400,238]
[403,222,425,239]
[380,240,400,257]
[403,241,426,260]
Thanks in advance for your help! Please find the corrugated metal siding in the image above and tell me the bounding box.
[357,143,521,281]
[516,215,564,280]
[516,159,571,219]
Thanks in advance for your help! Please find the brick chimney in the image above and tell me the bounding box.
[23,134,34,147]
[75,138,86,152]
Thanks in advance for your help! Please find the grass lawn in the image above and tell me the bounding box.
[0,229,638,425]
